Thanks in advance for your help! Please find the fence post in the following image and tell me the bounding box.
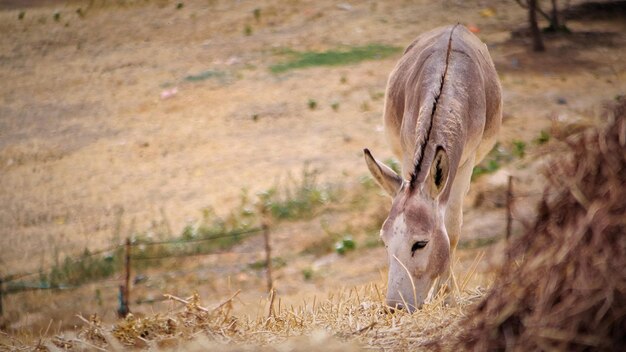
[118,238,131,318]
[506,176,514,240]
[262,224,273,292]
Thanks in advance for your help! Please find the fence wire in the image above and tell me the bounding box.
[1,186,551,299]
[1,227,264,297]
[132,250,265,261]
[131,227,262,247]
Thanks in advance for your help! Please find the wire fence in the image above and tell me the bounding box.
[0,177,549,316]
[0,225,272,317]
[1,228,263,283]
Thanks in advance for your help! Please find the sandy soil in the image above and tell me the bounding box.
[0,0,624,332]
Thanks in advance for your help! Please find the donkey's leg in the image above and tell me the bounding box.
[432,155,476,301]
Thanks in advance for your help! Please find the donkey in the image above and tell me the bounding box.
[363,24,502,311]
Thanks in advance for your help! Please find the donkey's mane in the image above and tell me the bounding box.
[409,24,459,187]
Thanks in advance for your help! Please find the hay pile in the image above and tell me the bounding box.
[0,283,482,351]
[458,100,626,351]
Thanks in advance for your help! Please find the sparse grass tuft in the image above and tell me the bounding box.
[334,235,356,255]
[42,249,122,287]
[9,195,261,290]
[184,69,226,82]
[302,267,314,280]
[370,91,385,101]
[248,256,286,270]
[259,166,336,220]
[244,24,253,36]
[512,139,526,158]
[534,129,551,145]
[7,166,337,292]
[472,143,512,180]
[270,44,401,73]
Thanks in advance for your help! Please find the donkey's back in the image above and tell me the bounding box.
[383,24,502,183]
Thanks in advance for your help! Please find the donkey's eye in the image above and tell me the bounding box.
[411,241,428,256]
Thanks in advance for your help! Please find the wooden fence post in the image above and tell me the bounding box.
[118,238,131,318]
[263,224,273,292]
[506,176,514,240]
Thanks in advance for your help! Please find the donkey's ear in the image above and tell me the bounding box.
[428,146,449,199]
[364,149,402,197]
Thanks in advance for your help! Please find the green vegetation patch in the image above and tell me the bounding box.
[259,166,336,220]
[270,44,401,73]
[6,166,337,291]
[184,70,226,82]
[472,143,513,180]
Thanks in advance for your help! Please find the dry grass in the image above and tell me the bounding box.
[3,103,624,352]
[456,100,626,351]
[1,279,487,351]
[2,0,626,346]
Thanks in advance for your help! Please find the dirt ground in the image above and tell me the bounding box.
[0,0,624,334]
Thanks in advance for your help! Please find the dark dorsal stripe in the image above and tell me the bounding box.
[409,24,459,187]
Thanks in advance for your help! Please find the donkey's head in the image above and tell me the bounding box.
[364,147,451,312]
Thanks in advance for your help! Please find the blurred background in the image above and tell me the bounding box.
[0,0,624,334]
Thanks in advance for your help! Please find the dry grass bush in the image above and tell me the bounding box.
[457,100,626,351]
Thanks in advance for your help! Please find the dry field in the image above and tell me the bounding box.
[0,0,624,349]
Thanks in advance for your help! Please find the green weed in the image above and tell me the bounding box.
[302,267,314,281]
[270,44,401,73]
[9,167,335,290]
[472,138,535,180]
[259,166,335,220]
[512,140,526,158]
[244,24,253,36]
[535,130,551,145]
[334,235,356,255]
[248,257,286,270]
[184,70,225,82]
[48,249,121,286]
[6,248,125,291]
[472,143,508,180]
[370,91,385,101]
